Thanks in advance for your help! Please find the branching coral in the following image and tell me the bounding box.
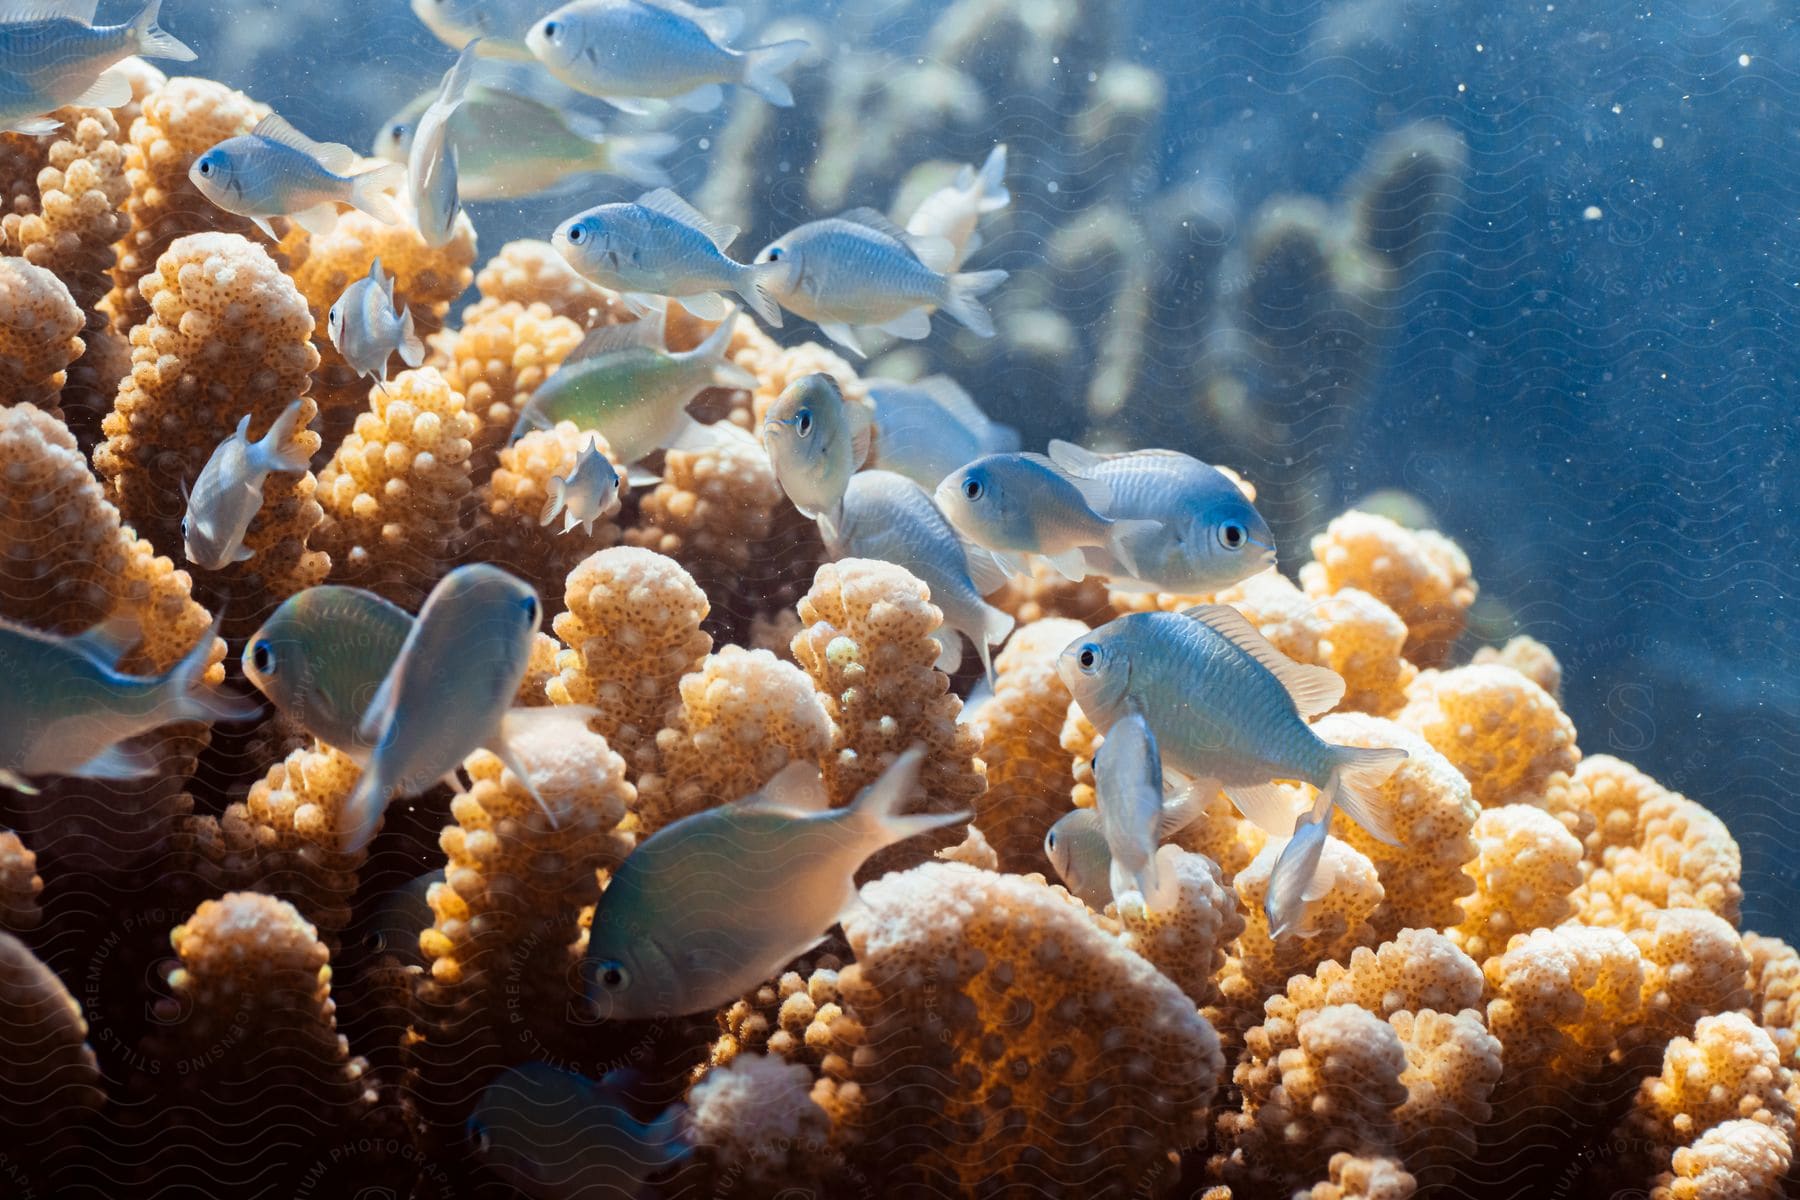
[968,617,1089,872]
[0,255,84,416]
[1447,803,1584,964]
[467,422,626,606]
[1215,570,1418,716]
[547,545,714,781]
[0,831,41,931]
[1226,834,1385,1004]
[312,366,474,606]
[1573,767,1744,932]
[1299,510,1476,667]
[837,861,1224,1197]
[469,239,629,330]
[1109,847,1244,1009]
[1397,663,1580,808]
[1301,1153,1420,1200]
[633,644,832,835]
[1651,1118,1793,1200]
[683,1053,843,1195]
[1629,908,1750,1049]
[437,299,585,473]
[790,558,986,876]
[1742,932,1800,1066]
[1473,633,1562,699]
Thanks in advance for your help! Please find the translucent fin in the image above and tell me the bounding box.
[1223,780,1301,837]
[1106,519,1163,579]
[348,161,405,225]
[878,308,932,340]
[0,769,39,795]
[1046,438,1108,475]
[961,542,1013,596]
[735,261,784,326]
[1180,603,1346,717]
[840,205,919,250]
[741,38,807,107]
[988,548,1029,578]
[539,475,568,527]
[671,82,722,112]
[940,269,1007,338]
[906,235,955,274]
[664,417,746,455]
[253,400,312,475]
[641,0,743,42]
[1265,817,1329,940]
[977,602,1014,685]
[674,290,729,321]
[487,730,559,830]
[930,628,962,673]
[1022,451,1111,510]
[845,400,873,469]
[636,187,737,249]
[70,611,141,666]
[253,112,357,174]
[741,758,829,814]
[1322,745,1409,846]
[69,68,131,109]
[626,466,662,488]
[1041,548,1086,582]
[129,0,195,61]
[397,307,424,367]
[70,740,158,781]
[817,321,864,357]
[605,132,678,188]
[4,117,63,137]
[566,306,665,363]
[289,201,339,237]
[972,143,1009,212]
[846,745,967,845]
[249,215,279,242]
[599,94,657,117]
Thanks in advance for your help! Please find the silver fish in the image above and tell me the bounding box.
[182,400,313,571]
[826,470,1014,684]
[1045,440,1277,594]
[865,375,1018,491]
[409,40,481,248]
[372,76,676,200]
[242,585,412,760]
[933,452,1161,583]
[1093,710,1177,911]
[327,258,424,384]
[509,306,757,465]
[553,188,781,325]
[1058,605,1406,937]
[1044,807,1112,910]
[754,209,1007,357]
[526,0,806,114]
[343,565,559,853]
[190,112,405,241]
[583,746,966,1019]
[761,372,869,531]
[903,144,1009,272]
[540,437,622,536]
[411,0,546,60]
[0,0,194,136]
[0,613,254,794]
[469,1063,689,1199]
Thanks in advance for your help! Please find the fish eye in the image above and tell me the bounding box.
[962,477,983,501]
[180,515,190,536]
[541,18,560,39]
[251,639,274,675]
[520,593,540,623]
[766,246,782,261]
[1046,830,1058,851]
[328,304,339,323]
[1220,523,1246,550]
[566,223,586,245]
[796,409,813,437]
[597,959,628,990]
[1076,643,1100,674]
[197,160,212,177]
[391,124,408,140]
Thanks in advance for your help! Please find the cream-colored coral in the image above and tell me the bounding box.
[0,932,103,1138]
[990,556,1117,627]
[470,239,629,330]
[730,322,869,431]
[1742,932,1800,1067]
[685,1053,842,1191]
[1314,712,1478,939]
[0,832,40,931]
[1651,1119,1793,1200]
[1214,570,1418,715]
[548,546,714,780]
[94,231,325,606]
[1620,1012,1796,1176]
[468,422,626,607]
[1300,1153,1419,1200]
[1388,1007,1503,1160]
[791,559,986,876]
[1397,663,1580,808]
[1570,753,1672,858]
[312,366,474,606]
[1111,847,1245,1009]
[1299,510,1476,667]
[634,645,832,835]
[1574,783,1744,932]
[838,862,1224,1196]
[516,630,559,706]
[1227,834,1385,1003]
[710,949,861,1077]
[408,714,633,1138]
[624,432,786,615]
[437,299,584,471]
[106,77,274,333]
[1473,633,1561,698]
[1447,803,1584,964]
[969,617,1089,872]
[1629,909,1750,1049]
[0,255,83,415]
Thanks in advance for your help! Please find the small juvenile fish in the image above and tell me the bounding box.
[0,613,255,794]
[189,112,406,241]
[1092,711,1178,911]
[903,144,1009,271]
[553,188,782,326]
[509,305,757,465]
[242,585,412,758]
[761,373,869,532]
[182,400,312,571]
[409,40,481,248]
[1046,761,1204,911]
[373,78,677,200]
[0,0,195,136]
[865,375,1018,490]
[540,437,622,536]
[754,210,1008,357]
[1045,440,1277,593]
[934,452,1161,583]
[327,258,424,385]
[469,1063,689,1199]
[411,0,545,60]
[343,564,556,853]
[827,469,1015,684]
[1058,605,1407,938]
[527,0,807,114]
[583,746,966,1019]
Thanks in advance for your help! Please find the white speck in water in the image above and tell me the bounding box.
[1612,104,1622,114]
[1739,53,1752,66]
[698,137,710,151]
[1653,136,1665,148]
[1458,82,1467,93]
[1047,181,1059,194]
[778,160,791,173]
[1087,71,1097,82]
[1052,55,1060,64]
[1583,205,1604,220]
[1475,42,1485,51]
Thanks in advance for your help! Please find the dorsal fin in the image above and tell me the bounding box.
[1046,438,1110,475]
[1181,603,1346,717]
[565,308,666,364]
[740,758,829,814]
[368,255,395,299]
[253,113,357,174]
[638,0,744,42]
[0,0,98,24]
[70,610,140,666]
[841,206,954,272]
[1022,450,1111,512]
[637,187,738,250]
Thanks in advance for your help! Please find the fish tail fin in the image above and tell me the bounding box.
[539,475,568,527]
[973,144,1010,212]
[256,399,314,474]
[740,39,808,107]
[439,39,482,111]
[397,305,425,367]
[848,744,968,848]
[605,133,678,188]
[489,729,560,830]
[1105,518,1162,579]
[1265,814,1329,939]
[940,269,1008,338]
[735,261,785,327]
[340,764,389,855]
[1108,856,1164,916]
[1322,745,1409,846]
[976,602,1014,686]
[645,1101,692,1168]
[131,0,197,61]
[165,617,262,727]
[348,162,406,226]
